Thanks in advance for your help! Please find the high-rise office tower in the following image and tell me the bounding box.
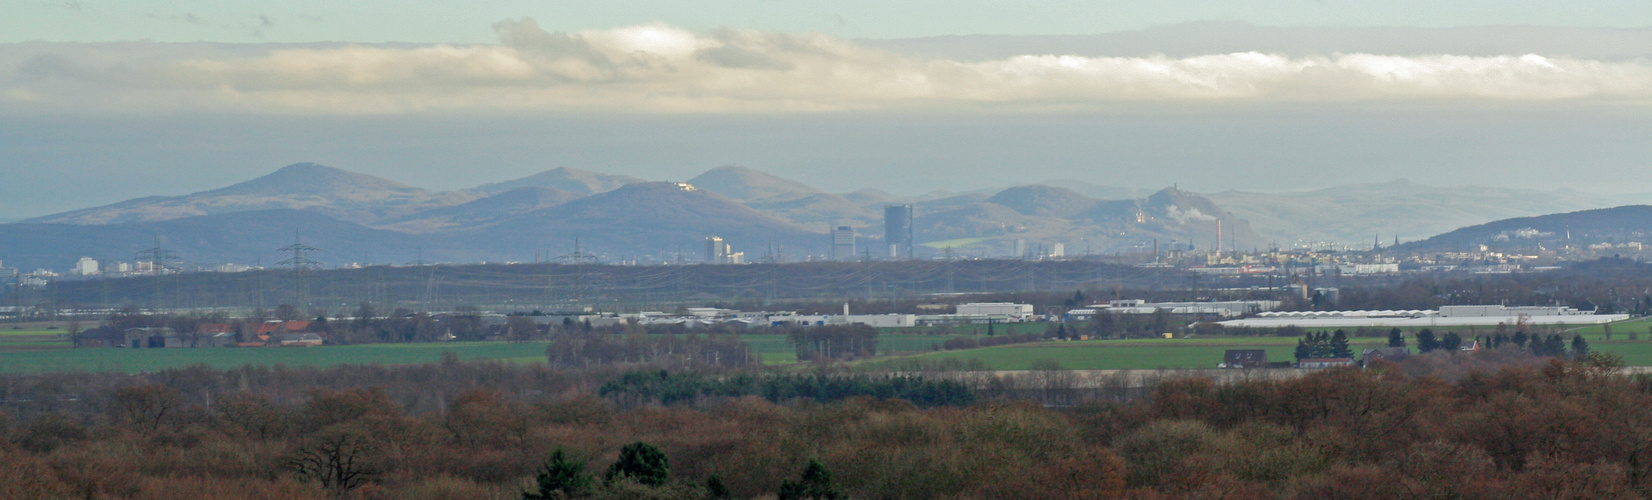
[884,204,914,259]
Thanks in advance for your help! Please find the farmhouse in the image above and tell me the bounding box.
[123,327,178,348]
[1362,347,1410,365]
[195,324,239,348]
[1221,349,1268,369]
[238,320,326,347]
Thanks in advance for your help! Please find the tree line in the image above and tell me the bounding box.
[0,351,1646,497]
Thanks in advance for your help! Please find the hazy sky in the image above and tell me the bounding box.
[9,0,1652,42]
[2,1,1651,218]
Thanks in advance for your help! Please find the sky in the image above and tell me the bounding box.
[2,1,1651,218]
[9,0,1652,42]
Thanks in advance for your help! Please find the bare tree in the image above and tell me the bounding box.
[288,424,383,495]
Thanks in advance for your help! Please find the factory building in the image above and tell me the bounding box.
[1068,299,1282,320]
[1218,304,1629,328]
[955,302,1035,318]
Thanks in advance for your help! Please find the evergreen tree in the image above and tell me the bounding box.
[778,459,842,500]
[1512,331,1529,349]
[1572,335,1591,359]
[1331,330,1353,358]
[1440,332,1462,352]
[1546,335,1567,357]
[1294,338,1311,361]
[705,475,730,500]
[604,442,670,487]
[1306,332,1326,358]
[1387,328,1406,348]
[524,449,591,500]
[1416,329,1439,353]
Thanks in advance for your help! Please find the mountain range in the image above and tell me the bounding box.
[1,162,1642,270]
[1397,205,1652,253]
[1205,180,1643,246]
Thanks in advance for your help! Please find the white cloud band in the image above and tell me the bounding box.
[4,18,1651,114]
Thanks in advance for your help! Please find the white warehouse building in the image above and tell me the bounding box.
[1218,305,1628,329]
[955,302,1034,318]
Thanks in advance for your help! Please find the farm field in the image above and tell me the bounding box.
[877,323,1049,336]
[5,318,1651,373]
[0,333,968,374]
[893,335,1652,370]
[1567,317,1652,336]
[0,329,72,352]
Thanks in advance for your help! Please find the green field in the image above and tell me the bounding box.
[890,334,1652,370]
[7,318,1652,374]
[0,329,72,352]
[1567,317,1652,337]
[878,323,1049,337]
[898,337,1368,370]
[0,333,970,374]
[0,329,64,337]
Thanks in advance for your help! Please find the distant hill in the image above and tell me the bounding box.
[1038,180,1152,201]
[915,186,1266,256]
[987,185,1097,218]
[688,165,820,202]
[470,182,827,261]
[1398,205,1652,252]
[24,163,476,226]
[24,162,1621,268]
[475,167,644,196]
[689,166,877,230]
[0,209,441,270]
[1207,180,1623,245]
[379,187,585,234]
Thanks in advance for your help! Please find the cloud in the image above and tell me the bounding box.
[3,18,1652,114]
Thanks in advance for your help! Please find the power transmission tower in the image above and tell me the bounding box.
[135,236,179,311]
[944,246,956,294]
[556,238,598,307]
[277,231,321,310]
[555,237,599,265]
